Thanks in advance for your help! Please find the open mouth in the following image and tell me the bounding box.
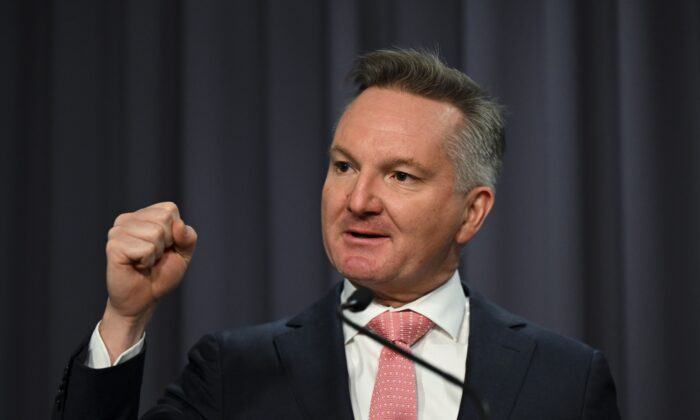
[350,232,385,239]
[346,229,389,240]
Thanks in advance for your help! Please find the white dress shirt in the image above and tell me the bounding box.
[88,271,470,420]
[86,321,144,368]
[342,271,469,420]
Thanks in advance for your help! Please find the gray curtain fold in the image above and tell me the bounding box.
[2,1,698,418]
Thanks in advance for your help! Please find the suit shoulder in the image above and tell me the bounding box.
[472,291,599,359]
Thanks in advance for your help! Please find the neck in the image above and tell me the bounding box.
[352,271,456,308]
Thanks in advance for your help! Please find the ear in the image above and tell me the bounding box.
[455,187,495,245]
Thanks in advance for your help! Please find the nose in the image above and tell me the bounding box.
[347,172,383,216]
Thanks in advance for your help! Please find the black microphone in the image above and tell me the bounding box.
[337,287,491,420]
[340,287,374,312]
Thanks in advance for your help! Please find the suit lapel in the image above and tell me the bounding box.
[273,286,355,420]
[457,291,536,420]
[272,283,535,420]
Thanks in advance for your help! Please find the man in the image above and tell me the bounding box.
[54,49,620,419]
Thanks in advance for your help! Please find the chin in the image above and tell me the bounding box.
[338,268,380,283]
[336,256,386,283]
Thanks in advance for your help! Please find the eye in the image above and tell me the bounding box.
[393,171,416,183]
[334,161,351,173]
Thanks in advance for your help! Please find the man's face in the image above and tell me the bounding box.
[321,87,474,300]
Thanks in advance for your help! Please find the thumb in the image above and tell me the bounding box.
[172,219,198,260]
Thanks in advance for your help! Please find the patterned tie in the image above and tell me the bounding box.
[367,310,434,420]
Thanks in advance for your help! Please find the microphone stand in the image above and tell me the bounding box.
[337,298,491,420]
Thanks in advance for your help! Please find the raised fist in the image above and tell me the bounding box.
[100,202,197,360]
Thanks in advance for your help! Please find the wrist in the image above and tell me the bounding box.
[100,301,154,362]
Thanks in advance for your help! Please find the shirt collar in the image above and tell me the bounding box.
[340,271,466,344]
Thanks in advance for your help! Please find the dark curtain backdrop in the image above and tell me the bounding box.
[2,0,698,418]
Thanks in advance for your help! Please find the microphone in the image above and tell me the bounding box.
[339,286,373,312]
[337,287,491,420]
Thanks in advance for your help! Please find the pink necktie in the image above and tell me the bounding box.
[367,310,434,420]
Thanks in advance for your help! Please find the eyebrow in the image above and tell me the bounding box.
[329,145,356,162]
[329,145,431,174]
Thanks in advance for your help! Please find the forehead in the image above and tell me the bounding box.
[333,88,461,159]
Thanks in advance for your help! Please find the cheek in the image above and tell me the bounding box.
[320,185,339,259]
[392,194,442,225]
[321,183,345,230]
[324,173,356,206]
[392,194,461,243]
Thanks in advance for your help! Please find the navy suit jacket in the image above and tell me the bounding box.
[53,284,620,419]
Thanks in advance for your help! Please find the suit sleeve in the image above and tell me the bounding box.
[54,341,145,420]
[581,350,621,420]
[142,334,224,419]
[53,334,224,420]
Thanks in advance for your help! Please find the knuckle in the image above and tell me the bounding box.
[136,207,170,226]
[105,238,120,254]
[107,226,123,239]
[144,241,157,255]
[160,201,178,212]
[158,210,173,225]
[162,202,180,221]
[153,201,178,216]
[113,212,133,226]
[145,207,171,224]
[150,223,167,243]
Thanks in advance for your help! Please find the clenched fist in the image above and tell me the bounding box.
[100,202,197,362]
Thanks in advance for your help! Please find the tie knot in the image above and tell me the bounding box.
[367,310,433,347]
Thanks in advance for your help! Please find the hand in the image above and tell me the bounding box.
[100,202,197,362]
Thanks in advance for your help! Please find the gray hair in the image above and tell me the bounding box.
[348,48,505,192]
